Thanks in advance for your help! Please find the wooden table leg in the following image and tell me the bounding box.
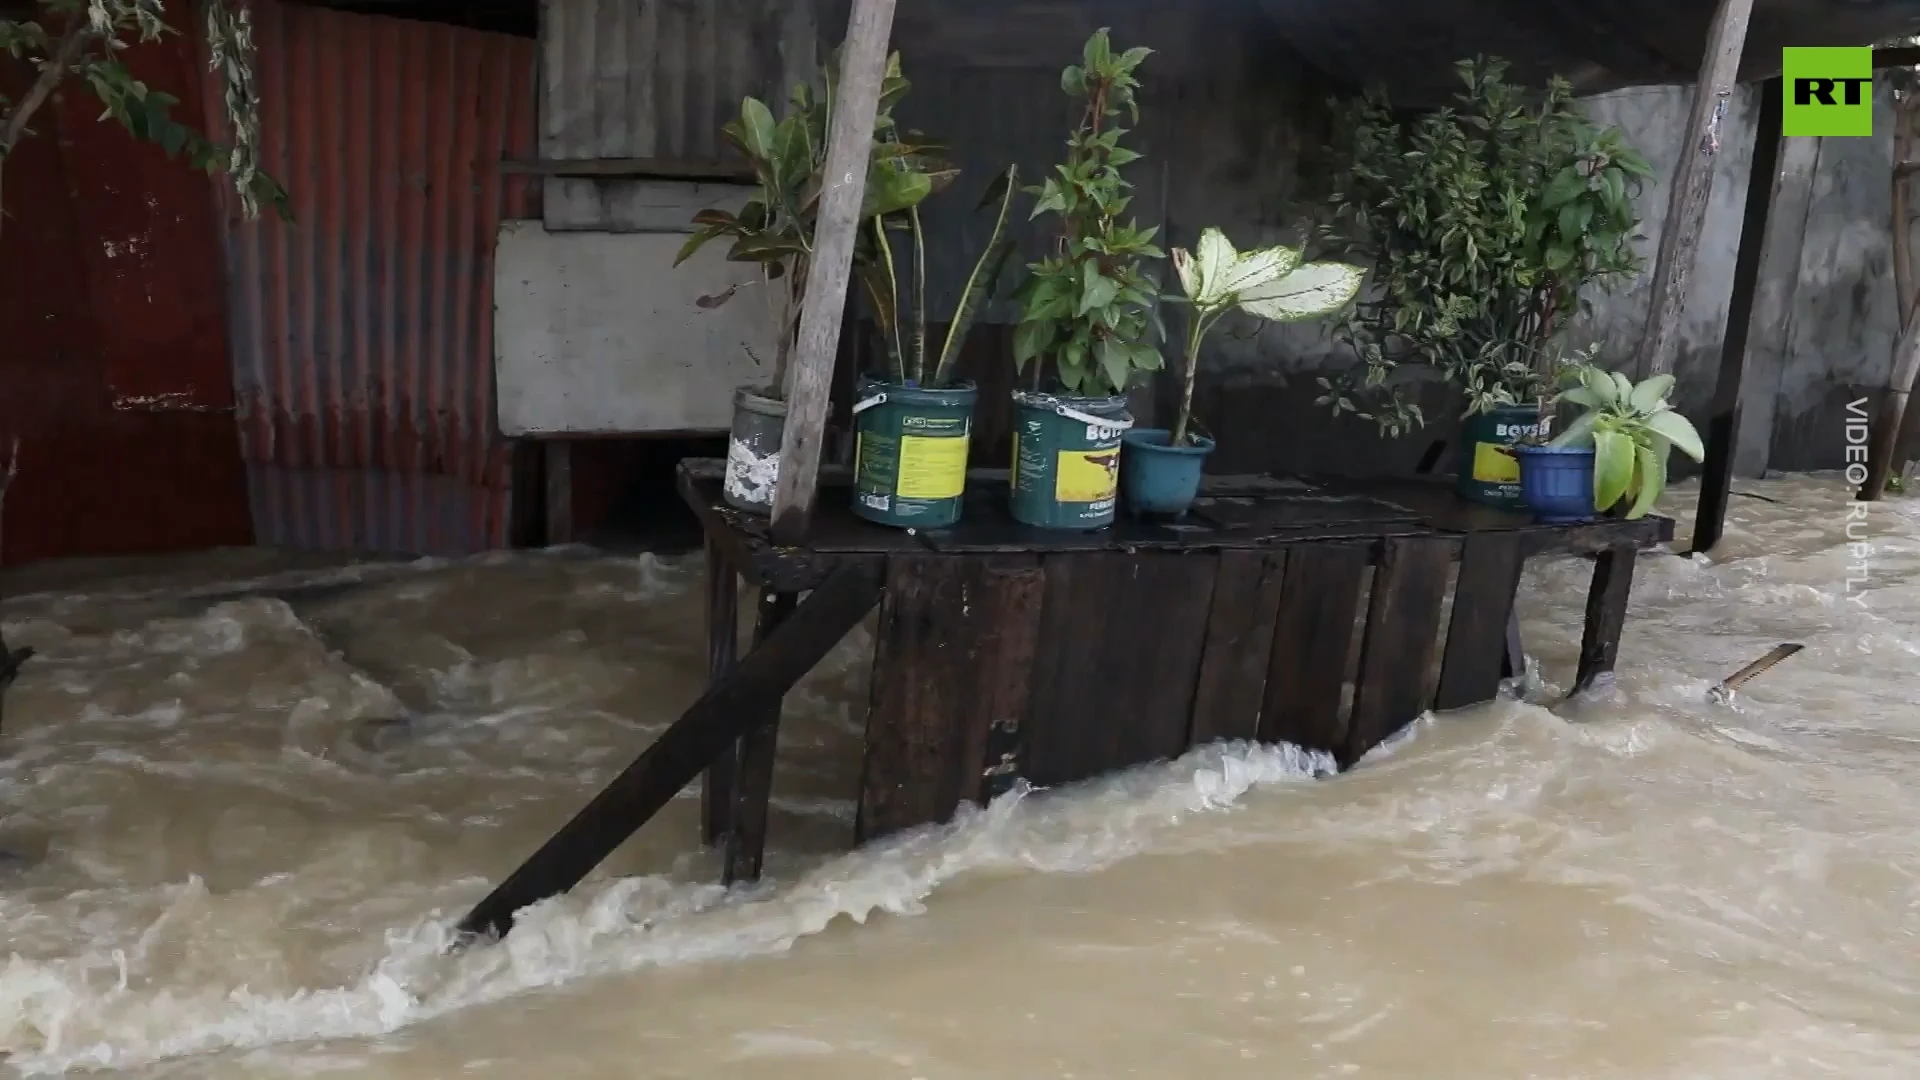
[723,589,799,885]
[1574,543,1638,695]
[701,537,740,846]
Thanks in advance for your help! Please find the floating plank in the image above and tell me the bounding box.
[1575,543,1639,694]
[1434,531,1525,711]
[1023,553,1218,786]
[1345,536,1455,766]
[455,562,883,942]
[700,538,740,846]
[1259,543,1369,755]
[723,590,799,885]
[856,555,1043,841]
[1189,550,1288,746]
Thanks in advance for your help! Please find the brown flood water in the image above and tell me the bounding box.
[2,473,1918,1078]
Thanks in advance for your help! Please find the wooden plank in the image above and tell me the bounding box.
[1259,543,1368,756]
[544,440,573,546]
[700,537,740,845]
[455,562,883,942]
[1633,0,1756,378]
[768,0,899,545]
[1188,550,1287,746]
[856,554,1043,842]
[1023,553,1218,786]
[722,589,799,885]
[1575,543,1639,695]
[1344,536,1455,767]
[1693,77,1784,552]
[1434,532,1525,712]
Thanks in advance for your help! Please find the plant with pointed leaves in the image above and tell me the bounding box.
[1168,228,1365,446]
[1319,56,1650,437]
[1011,29,1165,397]
[861,165,1021,387]
[0,0,288,235]
[675,51,951,400]
[1546,366,1703,519]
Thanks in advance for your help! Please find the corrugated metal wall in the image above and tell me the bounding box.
[203,1,539,554]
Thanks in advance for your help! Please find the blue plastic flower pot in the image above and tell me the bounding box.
[1120,428,1215,517]
[1511,444,1597,523]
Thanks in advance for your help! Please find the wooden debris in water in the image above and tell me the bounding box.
[1708,643,1803,704]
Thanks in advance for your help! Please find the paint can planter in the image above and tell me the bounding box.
[1008,389,1132,530]
[1119,428,1215,518]
[1511,444,1597,523]
[723,386,786,515]
[1456,404,1550,509]
[850,377,977,529]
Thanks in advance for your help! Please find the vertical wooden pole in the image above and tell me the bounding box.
[1691,78,1783,554]
[543,440,573,546]
[1573,544,1638,696]
[1861,95,1920,501]
[768,0,898,546]
[700,537,740,845]
[1632,0,1756,378]
[722,589,798,885]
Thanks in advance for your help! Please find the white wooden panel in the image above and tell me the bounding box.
[494,220,780,436]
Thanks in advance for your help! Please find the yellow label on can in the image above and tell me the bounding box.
[1472,441,1521,483]
[1054,448,1121,503]
[896,433,969,500]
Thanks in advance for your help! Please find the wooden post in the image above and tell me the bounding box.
[1861,87,1920,501]
[700,538,740,845]
[1632,0,1756,378]
[767,0,898,547]
[1691,78,1784,554]
[721,589,798,884]
[1573,544,1638,696]
[543,440,573,546]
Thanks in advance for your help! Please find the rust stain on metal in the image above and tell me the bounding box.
[199,0,539,553]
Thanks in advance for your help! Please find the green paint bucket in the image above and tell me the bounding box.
[851,377,977,528]
[1456,403,1551,509]
[1008,389,1132,530]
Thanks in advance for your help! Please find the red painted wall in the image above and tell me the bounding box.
[0,34,253,566]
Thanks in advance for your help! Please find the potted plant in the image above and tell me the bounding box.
[676,52,941,515]
[1319,56,1652,509]
[1007,29,1165,530]
[849,163,1021,528]
[1510,366,1704,522]
[1125,228,1366,516]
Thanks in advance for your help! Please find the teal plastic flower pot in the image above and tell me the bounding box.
[1120,428,1215,517]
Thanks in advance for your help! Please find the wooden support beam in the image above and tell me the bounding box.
[1692,78,1784,554]
[1632,0,1755,378]
[721,589,798,884]
[768,0,898,547]
[700,538,740,846]
[1863,94,1920,501]
[1573,544,1638,696]
[455,563,882,942]
[543,440,573,546]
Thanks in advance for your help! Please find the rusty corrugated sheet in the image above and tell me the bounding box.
[204,0,538,555]
[537,0,817,161]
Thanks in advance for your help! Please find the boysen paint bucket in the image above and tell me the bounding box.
[723,386,787,515]
[850,377,977,528]
[1456,403,1549,510]
[1008,389,1132,530]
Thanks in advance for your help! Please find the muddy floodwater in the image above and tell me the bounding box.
[1,473,1918,1078]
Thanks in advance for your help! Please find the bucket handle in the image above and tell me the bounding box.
[1054,404,1134,431]
[852,393,888,415]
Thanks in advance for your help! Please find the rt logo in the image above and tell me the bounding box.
[1783,47,1874,137]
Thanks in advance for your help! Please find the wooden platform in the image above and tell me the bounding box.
[453,458,1671,940]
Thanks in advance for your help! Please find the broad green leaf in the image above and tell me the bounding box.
[674,224,729,266]
[1559,386,1604,409]
[1012,319,1052,365]
[1548,410,1599,448]
[1193,227,1236,304]
[737,97,778,162]
[727,234,806,263]
[1593,429,1634,511]
[1172,247,1198,302]
[1095,337,1131,392]
[1237,261,1366,322]
[1078,264,1119,317]
[1627,373,1675,413]
[1608,370,1634,404]
[1641,408,1704,461]
[1218,244,1302,298]
[1579,365,1618,407]
[1626,442,1664,519]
